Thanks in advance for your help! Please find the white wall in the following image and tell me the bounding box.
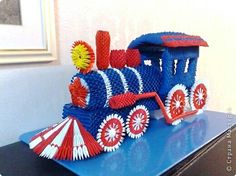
[0,66,76,146]
[56,0,236,114]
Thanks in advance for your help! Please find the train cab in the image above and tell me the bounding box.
[128,32,208,98]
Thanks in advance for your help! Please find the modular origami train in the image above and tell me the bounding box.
[29,31,208,161]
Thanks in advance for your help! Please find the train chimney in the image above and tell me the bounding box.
[110,49,126,69]
[126,49,141,67]
[96,30,110,70]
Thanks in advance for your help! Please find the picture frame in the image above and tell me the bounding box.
[0,0,57,64]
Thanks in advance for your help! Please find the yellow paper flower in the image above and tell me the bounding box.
[71,41,95,74]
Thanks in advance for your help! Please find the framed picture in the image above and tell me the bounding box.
[0,0,57,64]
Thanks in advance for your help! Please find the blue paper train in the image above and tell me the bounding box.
[29,31,209,160]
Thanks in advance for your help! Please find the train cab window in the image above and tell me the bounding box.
[184,58,190,73]
[159,58,162,72]
[144,59,152,66]
[173,59,178,75]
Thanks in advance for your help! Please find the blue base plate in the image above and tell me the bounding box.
[20,111,236,176]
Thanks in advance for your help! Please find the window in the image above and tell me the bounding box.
[184,58,190,73]
[144,60,152,66]
[159,58,162,72]
[173,59,178,75]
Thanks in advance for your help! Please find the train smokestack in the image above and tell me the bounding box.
[110,49,126,69]
[126,49,141,67]
[96,30,110,70]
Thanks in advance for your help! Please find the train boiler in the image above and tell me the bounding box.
[29,31,209,161]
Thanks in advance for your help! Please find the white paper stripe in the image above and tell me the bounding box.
[127,67,143,94]
[80,78,90,105]
[40,118,72,158]
[73,121,89,160]
[29,117,70,149]
[43,117,70,139]
[112,68,129,93]
[97,70,112,107]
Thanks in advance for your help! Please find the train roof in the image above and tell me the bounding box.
[128,32,208,49]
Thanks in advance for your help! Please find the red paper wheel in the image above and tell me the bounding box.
[190,81,208,110]
[96,114,125,152]
[165,84,188,119]
[126,105,150,139]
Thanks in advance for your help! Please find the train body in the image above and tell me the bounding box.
[63,65,160,136]
[30,31,209,160]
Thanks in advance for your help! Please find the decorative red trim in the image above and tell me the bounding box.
[161,35,208,47]
[109,92,136,109]
[69,78,88,108]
